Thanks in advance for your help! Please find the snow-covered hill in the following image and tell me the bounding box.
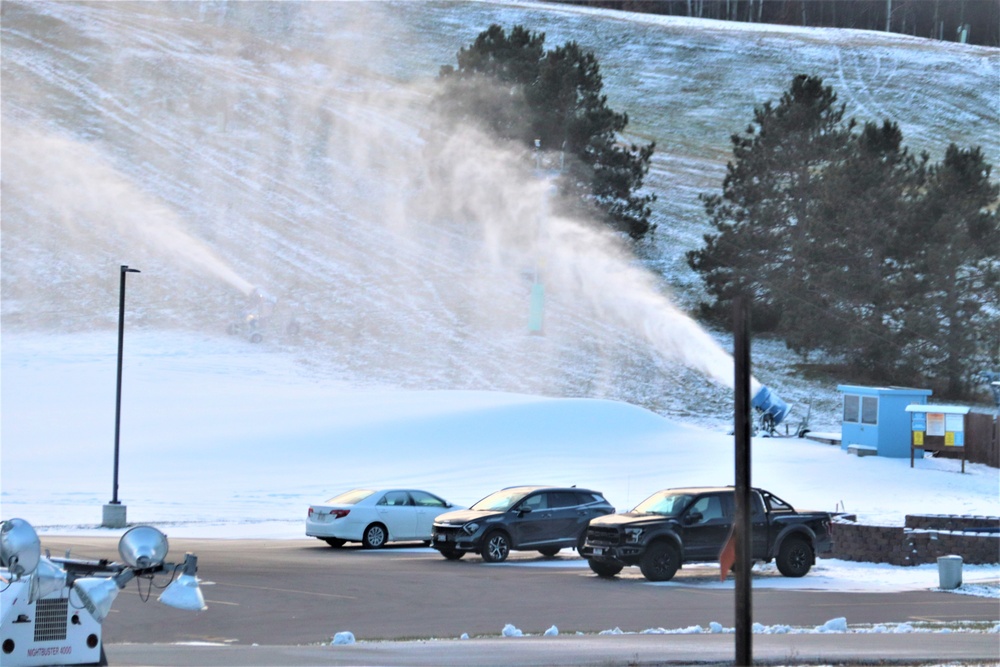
[3,1,998,431]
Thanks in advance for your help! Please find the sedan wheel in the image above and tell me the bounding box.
[538,546,560,557]
[481,531,511,563]
[440,548,465,560]
[323,538,346,548]
[362,523,388,549]
[640,541,680,582]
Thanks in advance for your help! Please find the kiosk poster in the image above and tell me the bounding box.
[927,412,945,436]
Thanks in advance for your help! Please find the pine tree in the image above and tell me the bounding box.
[437,25,656,239]
[688,75,854,329]
[800,120,924,380]
[689,73,999,395]
[437,25,544,144]
[899,145,1000,396]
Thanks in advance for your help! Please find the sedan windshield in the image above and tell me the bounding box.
[632,491,693,516]
[324,489,375,505]
[470,489,531,512]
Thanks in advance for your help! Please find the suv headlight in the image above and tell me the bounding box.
[463,522,480,535]
[624,528,644,544]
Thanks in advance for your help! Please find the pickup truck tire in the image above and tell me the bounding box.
[640,541,680,582]
[776,536,813,577]
[588,560,624,578]
[481,530,511,563]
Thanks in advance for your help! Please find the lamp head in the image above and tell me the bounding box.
[29,557,68,602]
[72,577,121,622]
[0,518,41,579]
[159,553,206,612]
[118,525,169,569]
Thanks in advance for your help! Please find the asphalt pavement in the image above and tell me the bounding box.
[104,634,1000,666]
[40,537,1000,666]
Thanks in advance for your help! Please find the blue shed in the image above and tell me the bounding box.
[837,385,933,458]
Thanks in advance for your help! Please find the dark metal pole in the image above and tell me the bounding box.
[733,296,753,666]
[111,265,140,505]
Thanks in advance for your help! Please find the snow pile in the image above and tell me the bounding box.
[814,617,848,633]
[501,624,523,638]
[331,631,356,646]
[615,619,1000,635]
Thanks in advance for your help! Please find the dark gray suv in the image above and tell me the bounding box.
[431,485,614,562]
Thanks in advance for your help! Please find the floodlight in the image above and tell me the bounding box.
[72,577,121,622]
[118,525,169,569]
[0,518,41,578]
[159,553,206,612]
[28,557,68,603]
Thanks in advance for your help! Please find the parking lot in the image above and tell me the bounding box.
[42,537,998,647]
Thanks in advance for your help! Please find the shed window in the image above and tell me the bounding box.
[843,395,860,423]
[861,396,878,425]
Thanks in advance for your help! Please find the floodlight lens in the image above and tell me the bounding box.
[159,553,206,612]
[159,573,207,611]
[118,525,169,569]
[0,518,41,578]
[29,557,68,603]
[72,577,121,622]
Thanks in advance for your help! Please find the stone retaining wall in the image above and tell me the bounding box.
[823,514,999,566]
[905,514,1000,532]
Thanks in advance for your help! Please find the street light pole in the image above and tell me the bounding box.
[103,265,140,529]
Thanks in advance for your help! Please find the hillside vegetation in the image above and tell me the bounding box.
[2,1,997,430]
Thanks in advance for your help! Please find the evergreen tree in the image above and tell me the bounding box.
[898,145,1000,396]
[690,73,999,396]
[437,25,544,144]
[687,75,854,329]
[437,25,656,239]
[801,120,924,380]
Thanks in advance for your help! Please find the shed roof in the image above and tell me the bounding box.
[904,404,971,414]
[837,384,933,396]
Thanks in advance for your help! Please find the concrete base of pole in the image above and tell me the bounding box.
[102,503,127,528]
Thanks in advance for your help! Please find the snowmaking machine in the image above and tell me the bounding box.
[1,518,205,666]
[750,385,810,438]
[227,286,300,343]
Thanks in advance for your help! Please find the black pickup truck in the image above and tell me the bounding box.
[581,486,833,582]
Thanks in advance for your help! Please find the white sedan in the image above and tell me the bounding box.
[306,488,458,548]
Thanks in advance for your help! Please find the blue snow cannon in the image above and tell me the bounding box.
[751,385,791,434]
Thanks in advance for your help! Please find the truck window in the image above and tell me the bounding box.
[764,492,794,513]
[687,495,728,523]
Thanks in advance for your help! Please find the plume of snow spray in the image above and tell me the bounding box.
[3,125,254,297]
[2,1,773,409]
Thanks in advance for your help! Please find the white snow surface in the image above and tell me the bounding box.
[2,330,997,599]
